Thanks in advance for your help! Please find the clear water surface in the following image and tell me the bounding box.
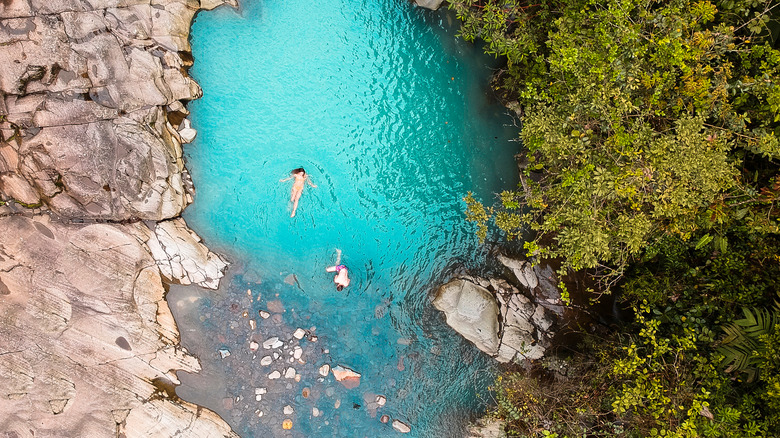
[170,0,520,436]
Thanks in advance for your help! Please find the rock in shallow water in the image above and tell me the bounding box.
[432,279,500,356]
[332,365,361,389]
[392,419,412,433]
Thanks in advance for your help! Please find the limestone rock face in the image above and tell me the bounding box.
[0,0,241,220]
[433,279,500,356]
[138,217,229,289]
[0,0,239,435]
[0,215,236,437]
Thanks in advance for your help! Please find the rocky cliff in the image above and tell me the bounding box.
[0,0,235,436]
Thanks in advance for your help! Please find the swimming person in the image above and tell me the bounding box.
[326,249,351,291]
[280,167,316,217]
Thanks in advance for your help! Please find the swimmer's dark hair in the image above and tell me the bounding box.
[291,167,306,175]
[336,285,344,291]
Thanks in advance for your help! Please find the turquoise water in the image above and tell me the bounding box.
[172,0,520,436]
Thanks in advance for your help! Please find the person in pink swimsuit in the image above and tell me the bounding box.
[326,249,351,291]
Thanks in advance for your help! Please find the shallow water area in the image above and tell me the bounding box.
[172,0,520,436]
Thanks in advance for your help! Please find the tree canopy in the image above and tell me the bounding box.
[453,0,780,435]
[458,0,780,279]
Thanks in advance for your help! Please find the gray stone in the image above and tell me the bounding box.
[413,0,445,10]
[392,419,412,433]
[432,279,500,356]
[497,254,539,290]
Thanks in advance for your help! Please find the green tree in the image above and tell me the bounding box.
[456,0,780,282]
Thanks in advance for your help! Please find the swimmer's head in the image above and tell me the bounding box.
[337,285,344,291]
[292,167,306,176]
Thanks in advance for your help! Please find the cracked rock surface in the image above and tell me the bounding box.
[0,215,235,436]
[0,0,238,436]
[433,273,557,364]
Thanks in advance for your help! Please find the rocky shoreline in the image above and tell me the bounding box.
[0,0,235,435]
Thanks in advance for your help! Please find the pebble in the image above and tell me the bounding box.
[376,395,386,406]
[334,399,341,409]
[249,341,259,352]
[255,388,267,395]
[255,394,262,401]
[310,335,318,342]
[260,356,272,366]
[262,337,279,349]
[249,319,256,330]
[293,328,306,339]
[282,419,292,430]
[256,410,263,417]
[380,414,389,423]
[263,337,283,349]
[218,349,230,359]
[284,367,296,379]
[302,387,310,398]
[273,352,280,359]
[268,371,281,379]
[284,405,294,415]
[393,420,411,433]
[293,346,303,360]
[313,407,320,417]
[318,364,330,377]
[259,310,270,319]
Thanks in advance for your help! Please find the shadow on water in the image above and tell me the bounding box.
[172,0,522,436]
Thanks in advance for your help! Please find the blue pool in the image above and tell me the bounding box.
[169,0,520,436]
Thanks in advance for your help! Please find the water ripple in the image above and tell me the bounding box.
[179,0,521,436]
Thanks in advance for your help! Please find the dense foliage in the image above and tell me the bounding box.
[458,0,780,277]
[452,0,780,436]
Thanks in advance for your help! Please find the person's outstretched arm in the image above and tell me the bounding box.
[307,177,317,187]
[280,176,292,182]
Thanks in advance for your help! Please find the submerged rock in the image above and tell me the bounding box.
[332,365,361,389]
[263,337,283,349]
[392,419,412,433]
